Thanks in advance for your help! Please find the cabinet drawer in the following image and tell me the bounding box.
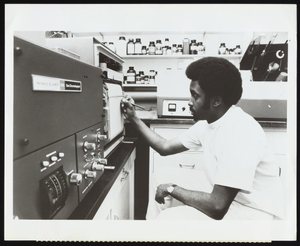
[152,151,205,172]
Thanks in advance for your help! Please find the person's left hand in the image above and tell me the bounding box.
[155,183,173,204]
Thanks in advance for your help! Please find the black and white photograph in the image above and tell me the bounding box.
[4,4,297,242]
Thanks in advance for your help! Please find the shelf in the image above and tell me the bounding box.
[123,84,157,87]
[122,54,242,59]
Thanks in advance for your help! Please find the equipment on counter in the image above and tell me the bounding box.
[13,36,124,219]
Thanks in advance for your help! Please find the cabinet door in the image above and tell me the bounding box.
[93,148,135,220]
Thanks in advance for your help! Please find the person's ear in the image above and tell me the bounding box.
[211,96,222,107]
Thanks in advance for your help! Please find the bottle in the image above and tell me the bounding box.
[127,39,135,55]
[234,45,242,54]
[136,72,141,84]
[163,38,170,55]
[148,41,156,55]
[189,40,197,54]
[134,38,142,55]
[197,42,205,55]
[172,44,177,55]
[116,36,126,56]
[141,45,147,55]
[155,40,163,55]
[176,44,183,55]
[183,38,189,54]
[139,71,145,84]
[126,66,136,84]
[218,43,226,55]
[190,41,198,55]
[166,46,172,55]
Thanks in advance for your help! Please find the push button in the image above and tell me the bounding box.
[51,156,58,162]
[58,152,65,158]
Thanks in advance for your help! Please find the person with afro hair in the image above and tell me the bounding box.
[121,57,285,220]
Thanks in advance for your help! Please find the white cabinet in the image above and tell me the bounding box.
[93,148,136,220]
[149,124,204,173]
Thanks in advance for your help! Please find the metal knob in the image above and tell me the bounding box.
[70,173,83,186]
[85,169,97,179]
[83,141,96,152]
[94,157,107,165]
[97,132,107,142]
[92,162,115,171]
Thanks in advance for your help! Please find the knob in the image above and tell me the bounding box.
[94,157,107,165]
[83,141,96,152]
[85,169,97,179]
[97,133,107,142]
[70,173,83,186]
[92,162,115,171]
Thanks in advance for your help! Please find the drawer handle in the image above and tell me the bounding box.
[179,164,195,169]
[121,170,129,181]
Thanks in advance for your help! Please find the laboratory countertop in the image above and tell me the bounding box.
[132,109,287,128]
[69,138,137,220]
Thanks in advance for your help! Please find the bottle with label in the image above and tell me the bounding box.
[155,40,163,55]
[218,43,226,55]
[141,46,147,55]
[139,71,145,84]
[116,36,126,56]
[234,45,242,54]
[148,41,156,55]
[183,38,189,54]
[172,44,177,55]
[176,44,183,55]
[127,39,135,55]
[134,38,142,55]
[163,38,170,55]
[166,46,172,55]
[189,40,197,54]
[126,66,136,84]
[197,42,205,55]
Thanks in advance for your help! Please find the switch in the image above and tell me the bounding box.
[83,141,96,152]
[50,156,58,162]
[92,162,115,171]
[85,170,97,179]
[70,173,83,186]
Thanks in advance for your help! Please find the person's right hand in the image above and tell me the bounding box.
[121,94,136,119]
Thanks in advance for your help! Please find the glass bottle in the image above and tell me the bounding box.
[134,38,142,55]
[139,71,145,84]
[234,45,242,54]
[189,40,197,54]
[126,66,136,84]
[197,42,205,55]
[176,44,183,55]
[127,39,135,55]
[166,46,172,55]
[218,43,226,55]
[172,44,177,55]
[116,36,126,56]
[141,45,147,55]
[163,38,170,55]
[155,40,163,55]
[183,38,190,55]
[148,41,156,55]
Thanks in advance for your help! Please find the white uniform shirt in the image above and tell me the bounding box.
[179,105,285,219]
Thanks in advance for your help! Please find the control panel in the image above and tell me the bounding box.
[161,99,192,117]
[13,136,80,219]
[75,123,114,202]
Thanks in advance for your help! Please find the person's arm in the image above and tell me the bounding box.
[121,96,188,156]
[155,183,239,220]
